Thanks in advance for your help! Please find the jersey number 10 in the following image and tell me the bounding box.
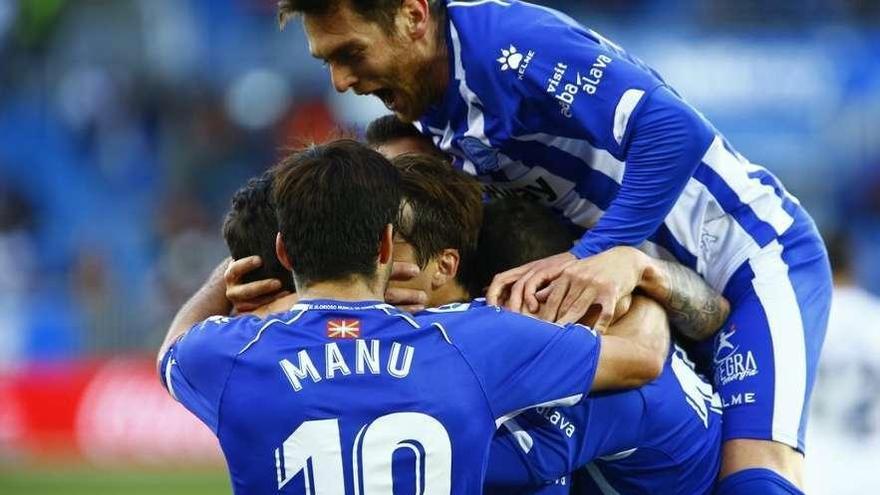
[276,412,453,494]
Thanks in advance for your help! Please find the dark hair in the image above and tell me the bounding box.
[278,0,401,30]
[471,198,575,295]
[222,170,295,292]
[392,153,483,290]
[366,114,448,159]
[273,140,401,287]
[366,114,424,146]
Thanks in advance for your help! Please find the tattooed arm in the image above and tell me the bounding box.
[531,246,729,339]
[636,254,730,341]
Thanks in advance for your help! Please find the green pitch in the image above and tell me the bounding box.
[0,465,230,495]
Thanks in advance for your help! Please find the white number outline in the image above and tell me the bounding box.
[276,412,452,494]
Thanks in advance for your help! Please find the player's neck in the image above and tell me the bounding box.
[430,282,470,307]
[297,277,385,304]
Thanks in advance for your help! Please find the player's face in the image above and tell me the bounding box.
[303,6,440,122]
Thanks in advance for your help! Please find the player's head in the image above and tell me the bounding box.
[390,153,483,307]
[222,170,296,293]
[278,0,448,122]
[366,114,446,159]
[471,198,575,296]
[273,139,401,293]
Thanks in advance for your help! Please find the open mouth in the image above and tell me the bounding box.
[373,89,396,111]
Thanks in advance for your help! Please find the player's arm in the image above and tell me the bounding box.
[481,23,715,324]
[459,4,711,259]
[157,258,261,434]
[484,429,541,492]
[510,87,716,327]
[443,304,668,424]
[592,294,669,390]
[569,86,714,258]
[636,251,730,341]
[567,247,729,340]
[157,258,233,374]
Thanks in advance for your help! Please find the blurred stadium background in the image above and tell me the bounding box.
[0,0,878,493]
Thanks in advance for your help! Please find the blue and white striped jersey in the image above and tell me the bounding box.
[159,299,601,494]
[417,0,807,291]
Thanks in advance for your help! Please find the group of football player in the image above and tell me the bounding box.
[157,1,833,494]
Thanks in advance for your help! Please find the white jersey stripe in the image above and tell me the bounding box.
[662,178,713,277]
[512,133,625,184]
[434,123,480,175]
[434,123,459,160]
[749,241,807,448]
[612,89,646,145]
[700,212,761,291]
[702,137,795,237]
[562,195,604,230]
[448,22,492,148]
[496,153,532,179]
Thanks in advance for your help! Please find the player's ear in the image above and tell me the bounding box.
[378,224,394,265]
[432,248,460,289]
[400,0,430,41]
[276,232,293,271]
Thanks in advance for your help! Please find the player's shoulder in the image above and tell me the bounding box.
[416,298,579,337]
[446,0,577,36]
[446,1,605,62]
[442,1,655,124]
[446,1,586,73]
[419,297,486,313]
[186,312,264,341]
[171,312,267,365]
[416,298,493,325]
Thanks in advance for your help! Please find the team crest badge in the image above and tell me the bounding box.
[459,136,500,174]
[326,319,361,339]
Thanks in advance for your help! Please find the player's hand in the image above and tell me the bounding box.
[573,292,633,332]
[537,247,647,332]
[224,256,285,313]
[486,252,576,312]
[385,261,428,313]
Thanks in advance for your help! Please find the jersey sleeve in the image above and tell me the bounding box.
[485,427,571,495]
[438,306,602,425]
[158,314,262,434]
[450,2,716,257]
[566,87,716,257]
[485,428,536,491]
[486,391,646,486]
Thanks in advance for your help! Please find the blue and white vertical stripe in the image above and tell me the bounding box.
[423,0,805,294]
